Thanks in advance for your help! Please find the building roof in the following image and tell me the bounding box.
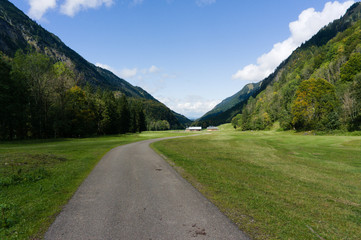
[186,126,202,130]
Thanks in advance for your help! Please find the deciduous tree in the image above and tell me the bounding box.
[292,78,339,130]
[11,50,53,138]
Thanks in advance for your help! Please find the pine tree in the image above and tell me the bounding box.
[118,94,130,134]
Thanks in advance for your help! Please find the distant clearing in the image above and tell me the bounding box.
[152,125,361,239]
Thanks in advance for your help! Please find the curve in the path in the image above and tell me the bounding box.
[45,137,249,240]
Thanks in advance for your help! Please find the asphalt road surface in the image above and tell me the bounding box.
[45,137,249,240]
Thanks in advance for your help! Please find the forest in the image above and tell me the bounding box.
[0,50,174,140]
[231,19,361,132]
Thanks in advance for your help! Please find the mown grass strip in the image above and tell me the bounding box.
[0,131,191,239]
[152,126,361,239]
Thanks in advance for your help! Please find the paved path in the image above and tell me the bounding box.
[45,137,249,240]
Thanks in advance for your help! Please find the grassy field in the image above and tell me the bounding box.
[0,131,192,240]
[152,125,361,239]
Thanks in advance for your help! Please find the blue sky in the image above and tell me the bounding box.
[9,0,355,119]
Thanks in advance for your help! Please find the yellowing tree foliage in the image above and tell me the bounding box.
[340,52,361,82]
[291,78,338,130]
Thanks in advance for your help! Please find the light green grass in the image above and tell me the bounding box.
[0,131,193,239]
[152,125,361,239]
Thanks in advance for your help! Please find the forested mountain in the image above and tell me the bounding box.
[195,82,262,126]
[0,0,190,134]
[198,2,361,131]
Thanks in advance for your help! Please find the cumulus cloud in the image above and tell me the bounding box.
[232,1,354,82]
[28,0,57,20]
[96,63,165,80]
[26,0,216,19]
[149,65,160,73]
[26,0,114,19]
[158,95,220,119]
[95,62,115,72]
[119,68,138,79]
[196,0,216,7]
[96,63,138,79]
[141,65,160,74]
[60,0,114,17]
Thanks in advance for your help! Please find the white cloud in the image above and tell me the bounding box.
[141,65,160,74]
[196,0,216,7]
[26,0,114,19]
[158,95,220,119]
[95,62,115,72]
[26,0,216,19]
[149,65,160,73]
[60,0,114,17]
[96,63,165,81]
[28,0,57,20]
[232,1,354,82]
[119,68,138,79]
[96,63,138,79]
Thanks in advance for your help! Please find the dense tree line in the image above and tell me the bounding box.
[232,20,361,132]
[147,120,171,131]
[0,50,148,140]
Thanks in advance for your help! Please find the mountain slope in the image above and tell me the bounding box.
[196,82,262,125]
[0,0,191,127]
[198,2,361,130]
[0,0,149,97]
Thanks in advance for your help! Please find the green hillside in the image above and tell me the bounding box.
[196,82,262,125]
[199,2,361,131]
[0,0,150,97]
[0,0,190,129]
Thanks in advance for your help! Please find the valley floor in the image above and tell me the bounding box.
[152,125,361,239]
[1,128,360,239]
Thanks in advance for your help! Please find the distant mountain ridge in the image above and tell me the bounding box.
[196,2,361,128]
[197,82,262,123]
[0,0,191,127]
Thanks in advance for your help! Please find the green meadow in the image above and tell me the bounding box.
[152,125,361,239]
[1,127,360,240]
[0,131,191,239]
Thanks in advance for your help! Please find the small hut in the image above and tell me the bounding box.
[207,126,219,131]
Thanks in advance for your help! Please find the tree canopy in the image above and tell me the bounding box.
[291,78,339,130]
[0,50,148,140]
